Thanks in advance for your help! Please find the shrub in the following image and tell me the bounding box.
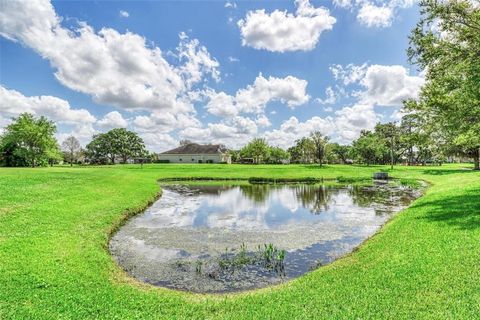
[154,159,170,163]
[248,177,322,184]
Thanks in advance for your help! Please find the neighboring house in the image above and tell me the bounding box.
[158,143,231,164]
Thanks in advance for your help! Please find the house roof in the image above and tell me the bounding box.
[161,143,228,155]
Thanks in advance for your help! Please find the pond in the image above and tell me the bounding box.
[109,181,422,293]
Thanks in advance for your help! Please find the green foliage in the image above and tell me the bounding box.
[407,0,480,169]
[239,138,271,164]
[336,176,371,183]
[259,243,286,271]
[288,137,315,163]
[228,149,240,162]
[352,130,386,165]
[154,159,171,164]
[248,177,321,184]
[268,146,290,163]
[86,128,147,164]
[330,143,352,164]
[310,131,330,166]
[399,178,422,189]
[0,113,60,167]
[214,243,286,274]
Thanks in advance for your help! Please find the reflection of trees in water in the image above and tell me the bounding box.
[347,185,396,213]
[293,185,333,214]
[175,183,412,218]
[239,185,272,203]
[239,184,336,214]
[187,185,232,195]
[348,185,376,207]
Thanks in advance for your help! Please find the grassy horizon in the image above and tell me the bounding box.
[0,164,479,319]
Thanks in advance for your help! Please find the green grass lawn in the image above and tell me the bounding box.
[0,164,479,319]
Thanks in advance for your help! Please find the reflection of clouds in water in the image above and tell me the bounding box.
[118,236,186,262]
[271,187,300,213]
[204,188,270,229]
[131,185,401,231]
[133,190,199,228]
[323,193,377,220]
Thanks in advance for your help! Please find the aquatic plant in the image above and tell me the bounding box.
[188,242,289,279]
[255,243,286,272]
[399,178,422,189]
[195,260,203,274]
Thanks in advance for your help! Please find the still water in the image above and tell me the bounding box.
[110,182,421,293]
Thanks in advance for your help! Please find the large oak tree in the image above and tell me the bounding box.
[407,0,480,169]
[86,128,146,164]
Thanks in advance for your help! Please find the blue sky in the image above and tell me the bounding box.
[0,0,424,151]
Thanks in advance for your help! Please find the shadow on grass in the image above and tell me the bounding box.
[421,168,476,176]
[414,188,480,230]
[299,165,330,170]
[299,164,383,170]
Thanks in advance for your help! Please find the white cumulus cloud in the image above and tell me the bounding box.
[334,103,379,141]
[179,116,258,148]
[359,64,424,106]
[205,74,310,117]
[315,86,337,105]
[262,104,381,148]
[97,111,128,129]
[175,32,220,88]
[264,115,336,148]
[357,3,394,28]
[333,0,353,8]
[330,63,368,86]
[133,111,201,133]
[330,63,424,107]
[0,0,219,114]
[0,86,98,144]
[0,86,96,124]
[225,1,237,9]
[238,0,336,52]
[333,0,417,29]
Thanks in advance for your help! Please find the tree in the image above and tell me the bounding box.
[86,128,146,164]
[268,146,290,163]
[108,128,146,164]
[86,133,114,164]
[310,131,329,167]
[407,0,480,169]
[62,136,81,166]
[399,113,421,165]
[374,122,403,169]
[228,150,240,163]
[399,112,445,165]
[352,130,385,166]
[240,138,270,164]
[288,137,315,163]
[0,113,60,167]
[331,143,351,164]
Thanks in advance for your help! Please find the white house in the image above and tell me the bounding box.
[158,143,231,164]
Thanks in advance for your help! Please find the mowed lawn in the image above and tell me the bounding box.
[0,164,479,319]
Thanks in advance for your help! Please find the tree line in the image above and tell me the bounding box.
[232,117,468,167]
[0,113,148,167]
